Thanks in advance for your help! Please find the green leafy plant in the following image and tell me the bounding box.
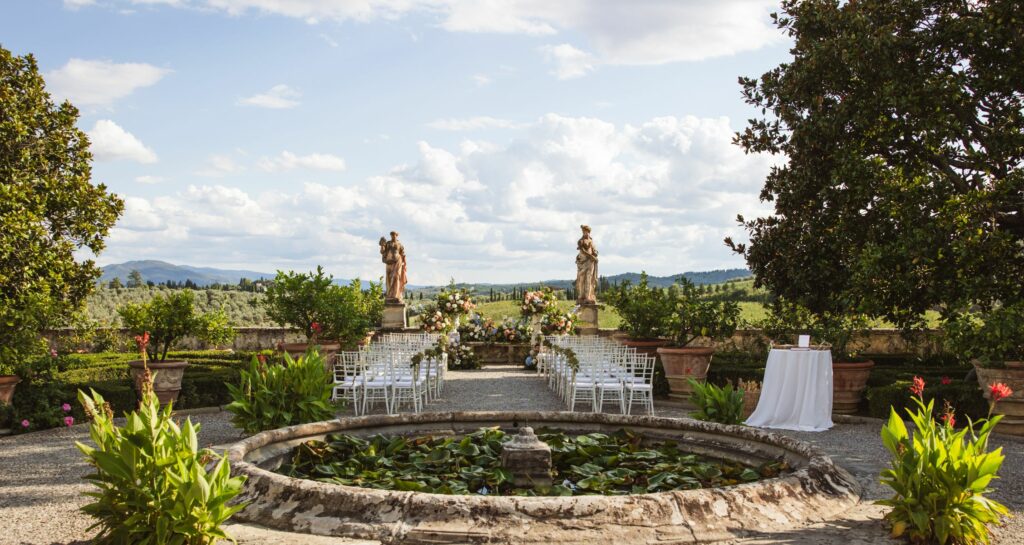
[602,272,678,339]
[759,300,869,361]
[118,290,235,361]
[263,267,382,348]
[225,349,335,434]
[277,427,788,496]
[686,379,746,425]
[944,303,1024,368]
[668,278,741,347]
[75,386,246,544]
[877,377,1011,544]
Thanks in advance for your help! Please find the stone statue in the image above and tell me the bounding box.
[575,225,598,304]
[379,231,407,304]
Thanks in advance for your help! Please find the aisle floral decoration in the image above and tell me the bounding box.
[520,288,558,318]
[498,317,531,344]
[459,313,499,343]
[436,285,475,319]
[540,309,577,336]
[420,306,452,333]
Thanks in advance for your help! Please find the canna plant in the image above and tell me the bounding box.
[225,349,336,434]
[878,377,1012,544]
[686,379,746,426]
[75,375,246,543]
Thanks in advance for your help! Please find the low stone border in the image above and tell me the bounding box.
[226,412,861,544]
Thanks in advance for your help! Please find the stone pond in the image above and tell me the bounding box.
[226,411,861,544]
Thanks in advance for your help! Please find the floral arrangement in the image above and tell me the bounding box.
[877,376,1012,544]
[458,314,499,343]
[497,317,531,344]
[436,286,476,318]
[520,288,558,317]
[540,309,577,336]
[448,343,480,370]
[420,306,452,333]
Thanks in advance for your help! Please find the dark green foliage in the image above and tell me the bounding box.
[867,382,988,423]
[119,290,235,361]
[944,302,1024,367]
[0,47,123,373]
[603,272,678,339]
[263,267,382,348]
[687,379,746,425]
[225,350,336,434]
[729,0,1024,330]
[76,389,247,544]
[668,278,741,347]
[277,428,788,496]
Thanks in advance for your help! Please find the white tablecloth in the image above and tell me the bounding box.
[745,349,834,432]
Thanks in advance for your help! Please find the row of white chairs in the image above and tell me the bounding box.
[539,336,656,415]
[331,334,447,415]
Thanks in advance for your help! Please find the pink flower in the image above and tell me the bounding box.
[990,383,1014,403]
[62,403,72,413]
[64,416,74,427]
[20,419,29,429]
[50,348,58,358]
[909,376,925,397]
[941,376,952,385]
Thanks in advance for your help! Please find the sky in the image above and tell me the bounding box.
[2,0,791,285]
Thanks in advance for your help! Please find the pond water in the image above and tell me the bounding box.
[274,427,789,496]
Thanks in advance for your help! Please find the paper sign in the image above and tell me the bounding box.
[798,335,810,348]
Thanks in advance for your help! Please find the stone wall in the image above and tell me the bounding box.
[43,326,943,356]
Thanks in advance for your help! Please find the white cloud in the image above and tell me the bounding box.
[319,33,339,47]
[46,59,170,106]
[237,84,301,109]
[135,175,165,184]
[427,116,527,131]
[539,43,595,80]
[170,0,779,69]
[88,120,158,163]
[63,0,96,8]
[471,74,492,87]
[256,151,347,172]
[196,154,244,177]
[108,113,775,283]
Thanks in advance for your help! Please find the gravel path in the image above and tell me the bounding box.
[1,364,1022,544]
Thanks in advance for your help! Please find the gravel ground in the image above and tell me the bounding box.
[1,364,1022,544]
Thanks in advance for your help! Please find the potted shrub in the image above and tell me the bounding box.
[761,301,874,414]
[0,303,53,405]
[945,303,1024,435]
[264,267,383,362]
[658,278,741,402]
[603,272,679,396]
[119,290,235,404]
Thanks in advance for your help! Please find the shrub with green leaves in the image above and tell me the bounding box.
[603,272,678,339]
[668,277,741,347]
[75,389,246,544]
[878,386,1008,544]
[225,350,335,434]
[686,379,746,425]
[118,290,235,361]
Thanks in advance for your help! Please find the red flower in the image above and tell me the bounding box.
[990,382,1014,403]
[257,354,267,364]
[909,376,925,397]
[941,412,955,427]
[311,322,322,334]
[941,376,952,385]
[134,331,150,350]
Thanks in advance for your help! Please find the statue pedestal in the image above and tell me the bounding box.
[382,302,407,330]
[577,303,599,336]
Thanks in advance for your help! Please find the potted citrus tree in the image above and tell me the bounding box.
[658,278,741,402]
[264,267,383,361]
[603,272,678,396]
[118,290,235,404]
[945,302,1024,435]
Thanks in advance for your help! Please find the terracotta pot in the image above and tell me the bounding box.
[832,360,874,415]
[658,346,715,402]
[742,388,761,418]
[975,362,1024,436]
[0,375,21,405]
[620,338,671,358]
[278,341,342,374]
[129,360,188,405]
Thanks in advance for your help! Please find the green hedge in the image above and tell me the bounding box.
[2,350,264,433]
[866,380,988,422]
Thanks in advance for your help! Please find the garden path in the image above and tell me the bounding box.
[0,365,1022,544]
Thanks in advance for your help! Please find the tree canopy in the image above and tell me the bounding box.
[728,0,1023,328]
[0,46,123,364]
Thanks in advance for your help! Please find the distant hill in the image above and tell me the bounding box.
[100,260,275,286]
[409,268,752,295]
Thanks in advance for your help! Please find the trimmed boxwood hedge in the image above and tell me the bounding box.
[866,381,988,422]
[2,350,267,433]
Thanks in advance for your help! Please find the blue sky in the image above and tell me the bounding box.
[2,0,790,284]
